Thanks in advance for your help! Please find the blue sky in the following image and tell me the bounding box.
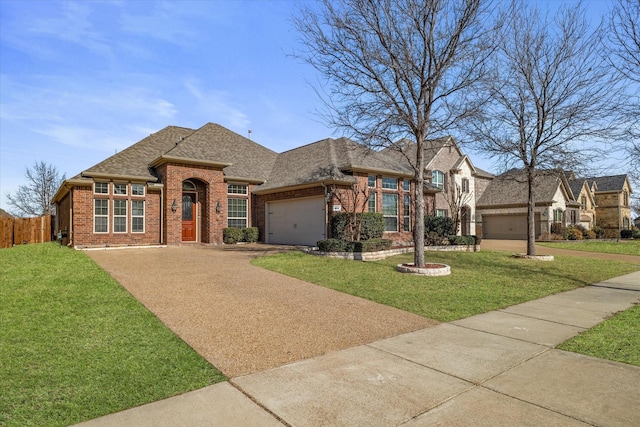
[0,0,632,212]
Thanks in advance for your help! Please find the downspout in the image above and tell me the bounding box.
[322,183,329,240]
[160,185,164,244]
[67,185,73,247]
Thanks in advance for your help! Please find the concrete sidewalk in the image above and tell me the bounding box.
[76,271,640,427]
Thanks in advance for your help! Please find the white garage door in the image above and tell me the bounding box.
[266,197,326,246]
[483,214,540,240]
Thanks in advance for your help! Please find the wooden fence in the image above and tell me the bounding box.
[0,215,52,248]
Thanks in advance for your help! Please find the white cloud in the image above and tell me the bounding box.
[184,79,250,130]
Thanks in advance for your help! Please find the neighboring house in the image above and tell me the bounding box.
[52,123,440,248]
[583,175,633,233]
[566,176,598,230]
[0,208,13,218]
[476,169,580,240]
[382,137,493,236]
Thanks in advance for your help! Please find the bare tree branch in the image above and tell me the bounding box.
[5,161,65,217]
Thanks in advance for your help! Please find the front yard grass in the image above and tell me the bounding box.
[0,243,226,427]
[538,239,640,256]
[558,303,640,367]
[252,250,639,322]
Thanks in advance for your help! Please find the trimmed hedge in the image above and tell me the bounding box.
[330,212,384,241]
[317,238,392,252]
[424,215,455,238]
[223,227,259,244]
[621,229,634,239]
[447,235,476,246]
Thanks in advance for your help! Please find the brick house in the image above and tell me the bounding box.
[476,169,581,239]
[382,137,494,236]
[52,123,442,247]
[583,175,633,234]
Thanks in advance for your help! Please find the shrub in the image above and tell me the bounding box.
[584,229,597,239]
[633,230,640,239]
[243,227,259,243]
[550,223,565,236]
[448,235,475,246]
[604,229,619,239]
[592,226,605,239]
[565,227,583,240]
[330,212,384,241]
[351,238,392,252]
[424,216,455,238]
[317,238,349,252]
[621,229,634,239]
[425,231,447,246]
[223,227,244,244]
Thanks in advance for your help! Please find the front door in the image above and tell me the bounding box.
[181,193,196,241]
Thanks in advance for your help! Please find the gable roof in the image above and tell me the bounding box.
[254,137,413,193]
[381,136,456,171]
[582,174,630,193]
[568,179,587,200]
[477,169,576,208]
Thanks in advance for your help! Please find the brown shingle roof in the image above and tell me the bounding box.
[477,169,573,207]
[582,175,630,193]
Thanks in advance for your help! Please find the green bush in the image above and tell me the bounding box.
[565,227,584,240]
[223,227,244,244]
[592,226,605,239]
[633,230,640,239]
[330,212,384,240]
[317,238,350,252]
[550,223,565,236]
[424,215,455,238]
[620,229,634,239]
[584,229,597,239]
[448,235,475,245]
[243,227,259,243]
[351,238,392,252]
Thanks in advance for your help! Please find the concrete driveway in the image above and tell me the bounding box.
[86,244,435,377]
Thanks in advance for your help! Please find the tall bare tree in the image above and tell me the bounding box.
[295,0,497,267]
[463,1,622,256]
[6,161,65,217]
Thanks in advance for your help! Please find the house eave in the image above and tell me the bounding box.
[252,178,356,195]
[477,201,555,209]
[52,178,92,204]
[81,172,158,182]
[346,165,413,178]
[224,175,266,185]
[149,155,232,169]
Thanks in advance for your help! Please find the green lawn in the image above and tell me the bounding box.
[538,239,640,256]
[558,303,640,367]
[252,250,639,322]
[0,243,226,427]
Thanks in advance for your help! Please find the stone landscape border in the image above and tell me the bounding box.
[308,244,480,262]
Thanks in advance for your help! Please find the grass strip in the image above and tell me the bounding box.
[559,303,640,366]
[252,250,639,322]
[0,243,225,427]
[538,240,640,256]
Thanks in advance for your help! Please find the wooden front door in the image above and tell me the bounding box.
[181,193,196,241]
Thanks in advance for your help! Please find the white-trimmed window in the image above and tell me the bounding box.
[382,177,398,190]
[132,200,145,233]
[228,184,248,194]
[403,195,411,232]
[403,179,410,191]
[368,175,376,188]
[113,183,127,195]
[462,178,469,193]
[432,171,444,189]
[554,209,564,222]
[382,193,398,231]
[113,200,127,233]
[436,209,447,217]
[368,192,376,212]
[132,183,145,196]
[94,199,109,233]
[228,198,247,228]
[94,182,109,194]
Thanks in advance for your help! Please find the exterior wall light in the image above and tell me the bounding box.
[216,201,222,213]
[171,199,178,212]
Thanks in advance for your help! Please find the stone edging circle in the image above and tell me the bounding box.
[396,263,451,276]
[511,253,555,261]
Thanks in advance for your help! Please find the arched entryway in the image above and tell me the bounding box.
[181,179,208,243]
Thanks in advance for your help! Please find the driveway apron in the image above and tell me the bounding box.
[85,244,435,378]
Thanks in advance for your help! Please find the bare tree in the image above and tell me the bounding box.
[463,1,623,256]
[329,183,370,241]
[6,161,65,217]
[446,182,474,235]
[295,0,497,267]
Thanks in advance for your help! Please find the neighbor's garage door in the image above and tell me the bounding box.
[482,214,540,240]
[266,197,326,246]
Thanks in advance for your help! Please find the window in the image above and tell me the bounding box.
[368,192,376,212]
[132,184,145,196]
[436,209,447,217]
[132,200,144,233]
[113,183,127,195]
[94,182,109,194]
[581,196,587,210]
[623,217,630,230]
[403,179,410,191]
[403,195,411,232]
[113,200,127,233]
[571,209,578,224]
[228,184,248,195]
[382,193,398,231]
[183,181,196,191]
[382,177,398,190]
[623,191,629,207]
[461,178,469,193]
[432,171,444,189]
[368,175,376,188]
[228,198,247,228]
[94,200,109,233]
[554,209,564,222]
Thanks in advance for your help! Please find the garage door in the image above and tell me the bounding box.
[266,197,326,246]
[482,214,540,240]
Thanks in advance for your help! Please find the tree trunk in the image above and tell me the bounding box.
[527,169,536,256]
[414,138,426,267]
